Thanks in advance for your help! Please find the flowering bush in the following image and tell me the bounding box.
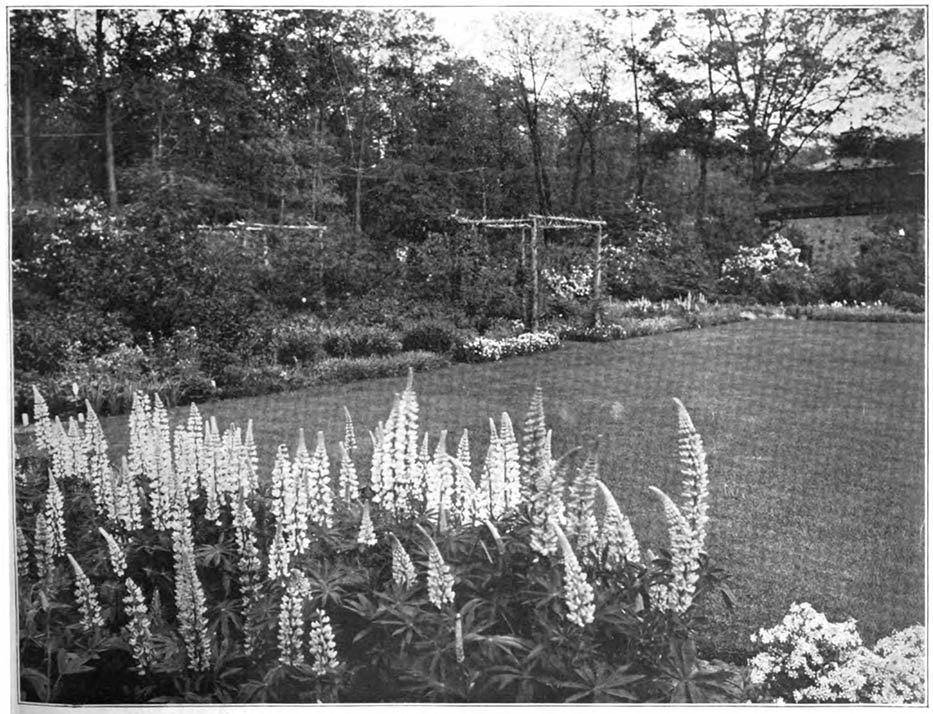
[718,235,819,304]
[543,264,594,302]
[747,602,925,704]
[453,331,561,363]
[16,375,732,703]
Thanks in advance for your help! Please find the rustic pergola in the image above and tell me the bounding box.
[196,220,329,269]
[451,213,607,332]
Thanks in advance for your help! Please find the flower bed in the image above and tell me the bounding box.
[452,331,561,363]
[16,377,738,704]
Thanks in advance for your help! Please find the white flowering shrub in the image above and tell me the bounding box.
[748,602,925,703]
[543,263,594,302]
[719,235,818,303]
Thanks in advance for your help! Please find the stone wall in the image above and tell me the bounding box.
[781,214,874,270]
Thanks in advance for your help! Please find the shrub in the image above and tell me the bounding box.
[400,319,467,354]
[311,351,449,384]
[747,603,925,704]
[16,379,730,703]
[558,324,629,342]
[14,306,135,375]
[880,289,924,314]
[320,325,403,359]
[270,314,326,366]
[718,235,820,304]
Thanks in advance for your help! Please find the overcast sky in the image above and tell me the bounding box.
[425,5,926,136]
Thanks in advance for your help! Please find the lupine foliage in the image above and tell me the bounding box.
[15,371,737,703]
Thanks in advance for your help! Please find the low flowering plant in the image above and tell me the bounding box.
[748,602,926,704]
[453,331,560,363]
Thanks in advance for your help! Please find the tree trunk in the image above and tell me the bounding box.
[96,10,117,210]
[23,90,33,202]
[103,91,118,210]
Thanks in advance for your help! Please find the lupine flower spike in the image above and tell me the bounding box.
[388,532,417,588]
[309,609,340,676]
[66,553,105,630]
[98,526,127,578]
[123,577,155,673]
[552,523,596,628]
[415,524,455,609]
[455,612,465,664]
[357,501,377,546]
[673,398,709,551]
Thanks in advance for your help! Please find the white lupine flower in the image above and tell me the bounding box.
[243,419,259,491]
[34,512,53,579]
[343,406,358,452]
[83,403,113,519]
[595,479,641,566]
[552,522,595,627]
[673,398,709,551]
[337,441,360,503]
[565,452,599,551]
[417,525,455,609]
[16,526,29,579]
[529,461,566,558]
[356,502,377,547]
[648,486,699,613]
[171,514,211,671]
[232,493,263,605]
[32,385,53,452]
[98,526,127,578]
[278,571,309,667]
[44,471,67,557]
[267,525,292,581]
[123,577,155,673]
[308,609,340,675]
[308,431,334,529]
[66,553,105,630]
[389,533,417,589]
[499,412,522,510]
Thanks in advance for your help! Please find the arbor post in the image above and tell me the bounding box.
[530,216,539,332]
[590,225,603,326]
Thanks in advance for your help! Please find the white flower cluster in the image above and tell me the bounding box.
[457,331,561,363]
[748,603,925,704]
[543,263,594,302]
[720,235,809,288]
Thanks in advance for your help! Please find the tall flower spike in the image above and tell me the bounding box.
[16,525,29,579]
[520,387,549,501]
[277,571,309,667]
[45,471,67,557]
[337,441,360,503]
[308,609,340,676]
[416,524,455,609]
[648,486,700,614]
[673,398,710,551]
[388,533,417,589]
[67,553,105,630]
[32,385,52,452]
[343,406,358,452]
[500,412,522,510]
[124,577,155,673]
[357,502,377,547]
[34,512,53,580]
[98,526,127,578]
[308,430,334,529]
[552,522,596,628]
[566,451,599,551]
[595,479,641,566]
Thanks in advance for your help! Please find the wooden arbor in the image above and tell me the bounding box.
[196,220,328,267]
[451,213,607,332]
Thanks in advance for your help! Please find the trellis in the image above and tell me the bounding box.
[451,213,607,332]
[196,220,328,268]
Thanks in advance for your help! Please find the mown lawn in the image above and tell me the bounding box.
[99,319,925,655]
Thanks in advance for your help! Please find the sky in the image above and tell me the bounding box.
[424,5,927,137]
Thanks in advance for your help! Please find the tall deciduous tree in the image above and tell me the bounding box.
[697,8,925,191]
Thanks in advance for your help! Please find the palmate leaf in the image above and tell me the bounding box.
[557,662,644,703]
